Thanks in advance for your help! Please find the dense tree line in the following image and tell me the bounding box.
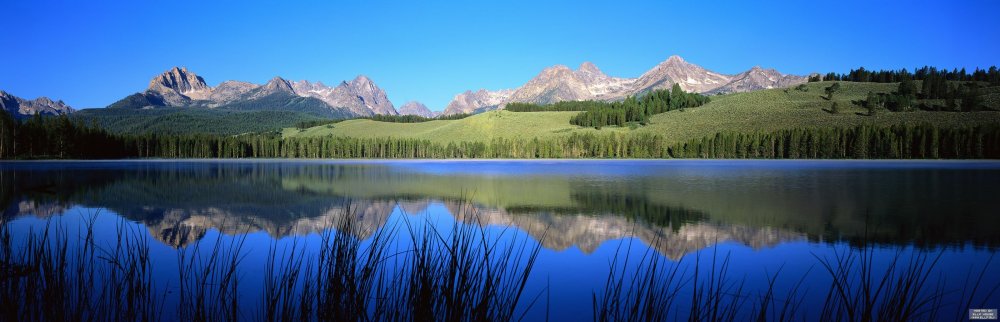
[107,123,1000,159]
[3,111,997,160]
[506,85,710,128]
[571,84,709,128]
[861,76,989,113]
[0,113,131,159]
[814,66,1000,85]
[668,124,1000,159]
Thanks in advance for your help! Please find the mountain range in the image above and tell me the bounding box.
[106,67,397,118]
[441,55,807,115]
[1,55,806,120]
[0,90,75,119]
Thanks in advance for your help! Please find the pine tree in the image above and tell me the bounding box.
[824,83,841,100]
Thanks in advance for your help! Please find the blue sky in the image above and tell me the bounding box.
[2,0,998,111]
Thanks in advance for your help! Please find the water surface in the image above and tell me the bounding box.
[2,160,998,320]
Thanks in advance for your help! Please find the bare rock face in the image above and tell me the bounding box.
[345,75,397,115]
[507,62,636,105]
[292,76,397,116]
[147,67,213,105]
[631,55,733,94]
[0,90,74,118]
[247,76,296,100]
[105,67,399,117]
[442,88,514,115]
[705,66,807,95]
[207,80,259,104]
[443,55,806,114]
[398,101,438,118]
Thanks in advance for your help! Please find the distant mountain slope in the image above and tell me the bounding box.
[291,76,397,116]
[705,66,807,94]
[0,90,75,119]
[398,101,438,118]
[442,89,514,116]
[442,55,806,115]
[631,55,733,94]
[507,62,636,104]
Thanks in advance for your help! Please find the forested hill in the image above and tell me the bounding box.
[71,108,326,136]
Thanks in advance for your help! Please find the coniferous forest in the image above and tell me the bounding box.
[2,110,998,159]
[507,84,710,128]
[811,66,1000,113]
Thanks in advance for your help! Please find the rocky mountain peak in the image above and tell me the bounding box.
[347,75,379,94]
[350,75,373,85]
[441,88,514,115]
[0,90,74,118]
[578,61,600,73]
[575,61,609,80]
[207,80,259,104]
[541,65,572,75]
[263,76,294,93]
[398,101,438,118]
[244,76,296,101]
[148,66,209,95]
[445,55,807,114]
[336,75,395,115]
[633,55,733,93]
[34,96,55,105]
[705,66,806,95]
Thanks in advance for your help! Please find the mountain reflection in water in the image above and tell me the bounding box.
[3,160,999,321]
[3,160,998,253]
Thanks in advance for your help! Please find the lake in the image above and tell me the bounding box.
[2,160,999,321]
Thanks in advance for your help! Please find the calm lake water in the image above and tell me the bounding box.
[2,160,999,320]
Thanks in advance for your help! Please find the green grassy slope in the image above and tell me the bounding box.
[285,81,1000,143]
[283,111,627,143]
[636,81,1000,142]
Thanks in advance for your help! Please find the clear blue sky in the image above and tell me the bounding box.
[2,0,998,111]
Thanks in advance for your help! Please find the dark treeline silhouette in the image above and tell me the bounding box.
[3,110,997,159]
[813,66,1000,85]
[669,124,1000,159]
[506,84,710,128]
[0,113,130,159]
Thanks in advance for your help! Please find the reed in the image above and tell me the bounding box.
[0,213,161,321]
[2,206,997,322]
[593,236,687,321]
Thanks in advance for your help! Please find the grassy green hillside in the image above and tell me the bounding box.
[636,81,1000,142]
[285,81,1000,144]
[73,108,327,136]
[283,111,626,143]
